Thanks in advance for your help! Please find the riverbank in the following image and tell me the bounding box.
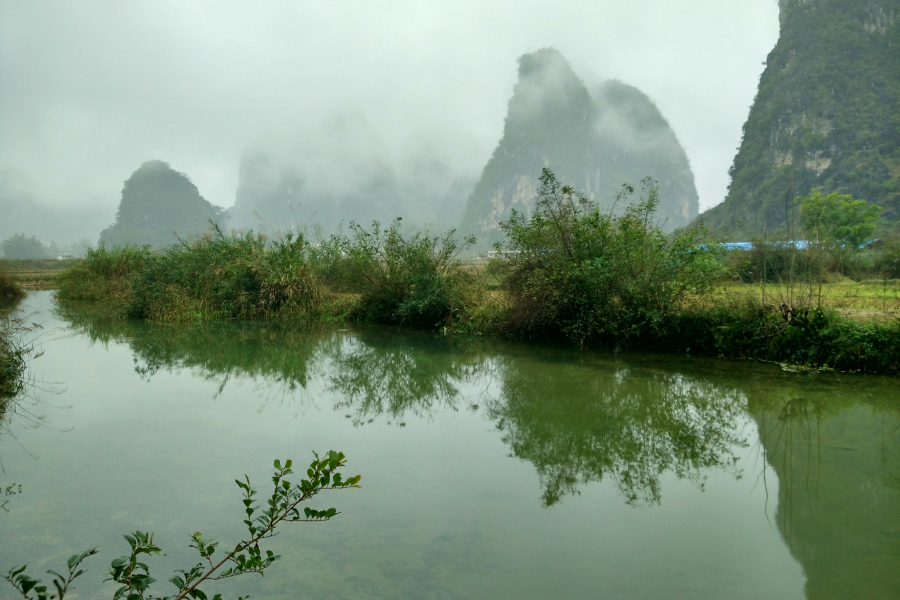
[1,259,75,290]
[50,173,900,375]
[55,246,900,376]
[0,315,27,403]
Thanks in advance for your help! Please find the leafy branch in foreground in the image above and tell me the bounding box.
[4,451,361,600]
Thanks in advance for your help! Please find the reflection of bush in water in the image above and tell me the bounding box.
[488,365,748,506]
[326,332,491,424]
[56,300,332,393]
[55,300,750,507]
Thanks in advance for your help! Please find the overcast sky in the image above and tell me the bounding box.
[0,0,779,214]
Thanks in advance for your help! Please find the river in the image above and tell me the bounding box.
[1,291,897,599]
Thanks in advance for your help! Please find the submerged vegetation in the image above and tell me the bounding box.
[56,170,900,374]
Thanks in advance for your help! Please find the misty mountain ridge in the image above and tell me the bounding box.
[229,113,476,234]
[700,0,900,235]
[460,48,699,244]
[0,168,111,252]
[100,160,228,248]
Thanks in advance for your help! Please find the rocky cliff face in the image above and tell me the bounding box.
[701,0,900,236]
[100,161,227,248]
[460,48,698,243]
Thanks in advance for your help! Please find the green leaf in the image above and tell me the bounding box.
[9,565,27,578]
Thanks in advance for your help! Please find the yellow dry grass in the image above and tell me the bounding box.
[2,259,76,290]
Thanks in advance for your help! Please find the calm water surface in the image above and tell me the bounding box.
[1,291,898,599]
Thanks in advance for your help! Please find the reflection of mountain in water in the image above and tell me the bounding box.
[751,390,900,600]
[58,301,749,509]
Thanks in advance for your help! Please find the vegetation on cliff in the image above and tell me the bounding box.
[702,0,900,236]
[99,161,228,249]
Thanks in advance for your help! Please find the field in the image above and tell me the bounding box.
[1,259,77,289]
[710,279,900,321]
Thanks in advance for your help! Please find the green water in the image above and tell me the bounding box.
[1,291,898,599]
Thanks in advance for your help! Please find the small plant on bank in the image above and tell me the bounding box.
[0,315,30,403]
[4,452,361,600]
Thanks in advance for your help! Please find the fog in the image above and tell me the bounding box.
[0,0,778,243]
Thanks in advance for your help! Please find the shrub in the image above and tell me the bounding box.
[56,245,151,304]
[327,219,479,328]
[663,302,900,374]
[494,169,722,347]
[4,453,360,600]
[127,227,324,322]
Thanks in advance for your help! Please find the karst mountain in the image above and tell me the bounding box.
[460,48,699,244]
[701,0,900,236]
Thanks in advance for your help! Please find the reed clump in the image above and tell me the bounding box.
[126,228,325,321]
[0,317,27,402]
[0,263,24,309]
[56,245,151,304]
[57,222,482,327]
[323,219,481,328]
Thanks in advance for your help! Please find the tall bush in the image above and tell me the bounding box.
[328,219,478,328]
[56,245,151,304]
[127,227,323,321]
[495,169,721,346]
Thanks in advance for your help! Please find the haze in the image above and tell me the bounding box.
[0,0,778,244]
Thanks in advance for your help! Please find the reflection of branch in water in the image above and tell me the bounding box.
[325,336,488,426]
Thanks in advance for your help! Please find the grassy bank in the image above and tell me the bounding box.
[0,263,25,309]
[0,316,27,404]
[56,173,900,375]
[1,259,75,290]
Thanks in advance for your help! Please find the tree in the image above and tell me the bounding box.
[1,234,49,260]
[796,190,882,249]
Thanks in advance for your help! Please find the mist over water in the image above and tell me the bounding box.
[0,1,779,247]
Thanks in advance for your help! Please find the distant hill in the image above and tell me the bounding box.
[229,113,416,233]
[0,168,111,249]
[100,161,227,248]
[460,48,699,244]
[700,0,900,236]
